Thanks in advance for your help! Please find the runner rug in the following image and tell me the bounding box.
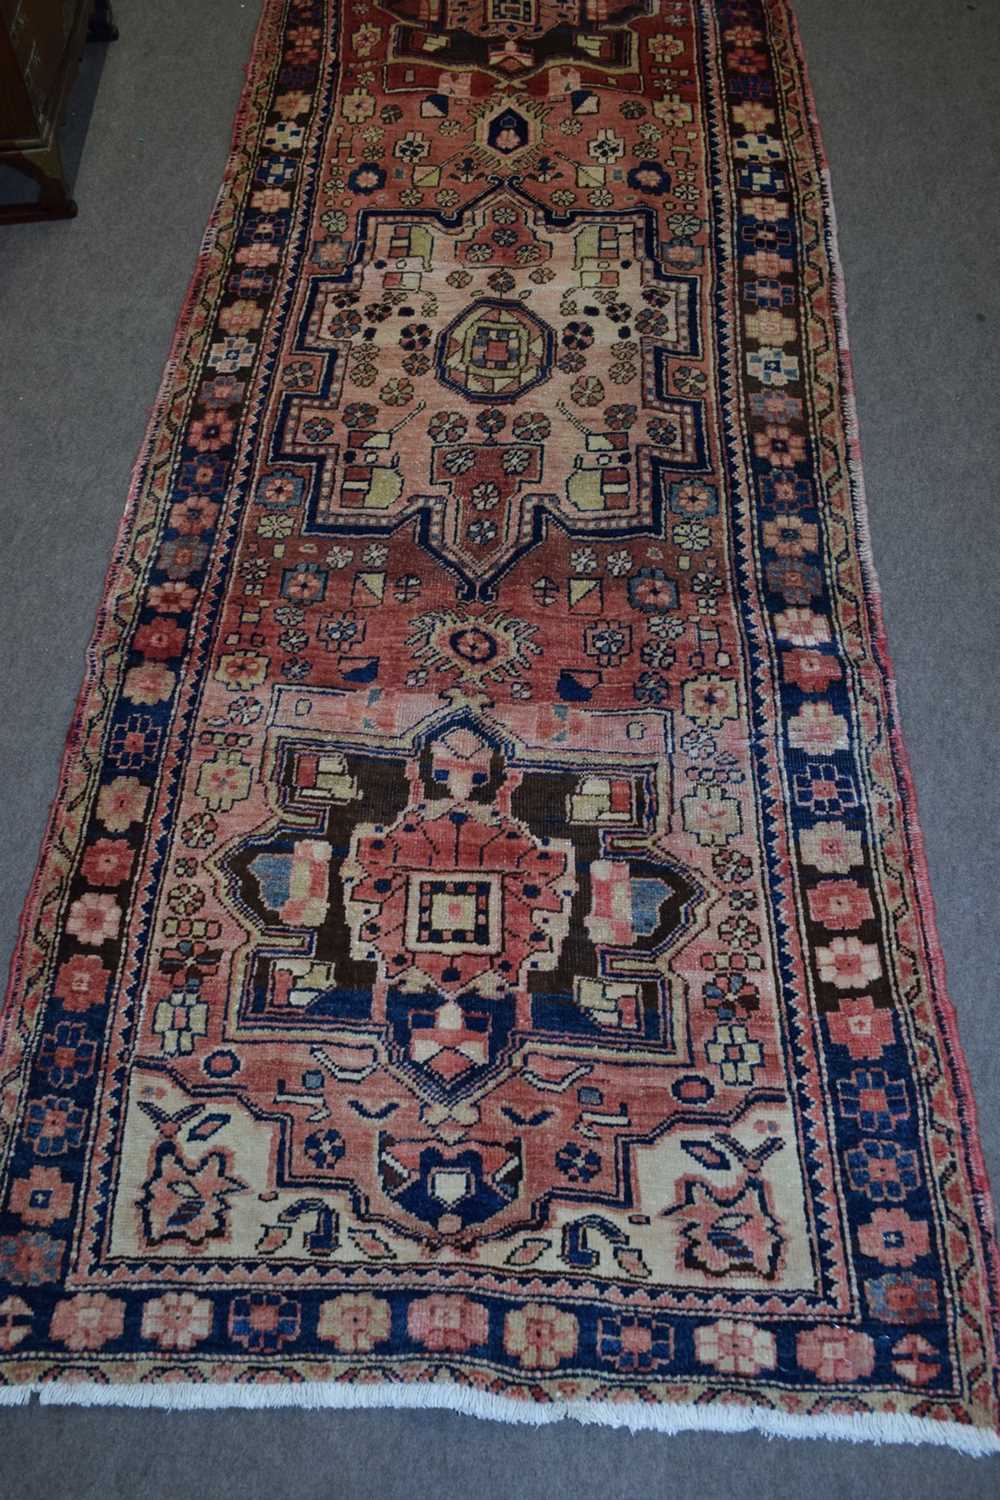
[2,0,998,1450]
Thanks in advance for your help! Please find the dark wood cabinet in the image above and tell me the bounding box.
[0,0,117,222]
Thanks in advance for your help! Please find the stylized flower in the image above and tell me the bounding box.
[187,408,235,452]
[627,160,671,194]
[781,648,842,693]
[767,557,822,604]
[50,1292,125,1351]
[281,562,327,605]
[53,953,110,1012]
[157,537,209,579]
[81,838,135,888]
[773,608,830,647]
[407,1295,488,1353]
[303,1129,345,1169]
[8,1166,73,1227]
[683,673,738,728]
[694,1318,776,1375]
[380,377,414,407]
[0,1231,63,1286]
[37,1020,97,1088]
[229,1292,300,1352]
[807,879,873,931]
[109,714,160,771]
[628,568,678,612]
[865,1273,939,1325]
[555,1141,602,1183]
[97,775,149,833]
[672,520,711,551]
[141,1292,214,1351]
[857,1208,931,1268]
[845,1139,919,1204]
[513,411,550,442]
[148,581,198,613]
[597,1315,672,1373]
[195,748,252,813]
[826,996,895,1060]
[217,301,263,337]
[798,822,863,874]
[347,162,386,195]
[504,1303,578,1370]
[788,702,849,754]
[66,892,121,947]
[796,1325,875,1383]
[341,88,374,124]
[762,514,818,557]
[133,618,188,659]
[318,1293,391,1352]
[817,936,882,990]
[793,762,857,817]
[837,1068,908,1132]
[123,661,175,706]
[215,650,269,691]
[754,423,806,469]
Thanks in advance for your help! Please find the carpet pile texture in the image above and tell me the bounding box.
[1,0,997,1451]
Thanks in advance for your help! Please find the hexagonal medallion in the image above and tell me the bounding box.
[435,298,554,402]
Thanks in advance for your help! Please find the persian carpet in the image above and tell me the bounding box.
[1,0,998,1451]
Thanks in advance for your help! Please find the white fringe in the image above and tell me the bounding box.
[0,1379,993,1454]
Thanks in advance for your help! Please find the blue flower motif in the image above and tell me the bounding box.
[837,1069,909,1133]
[845,1139,919,1203]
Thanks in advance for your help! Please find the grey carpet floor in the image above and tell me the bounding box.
[0,2,997,1495]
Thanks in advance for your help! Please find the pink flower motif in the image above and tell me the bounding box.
[148,581,198,612]
[816,935,882,990]
[318,1293,391,1353]
[97,776,150,833]
[133,619,188,660]
[8,1166,73,1227]
[796,1324,874,1383]
[773,608,830,647]
[123,661,176,706]
[826,996,894,1059]
[798,821,863,874]
[406,1295,488,1353]
[52,953,110,1012]
[858,1209,931,1268]
[80,838,135,888]
[218,301,263,336]
[141,1292,214,1351]
[788,702,849,754]
[503,1303,578,1370]
[187,409,235,453]
[49,1292,125,1351]
[694,1318,777,1376]
[781,648,842,693]
[806,879,874,931]
[66,892,122,947]
[168,496,221,537]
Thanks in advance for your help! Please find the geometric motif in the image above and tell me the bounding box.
[0,0,998,1452]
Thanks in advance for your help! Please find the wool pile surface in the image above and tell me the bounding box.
[2,0,998,1450]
